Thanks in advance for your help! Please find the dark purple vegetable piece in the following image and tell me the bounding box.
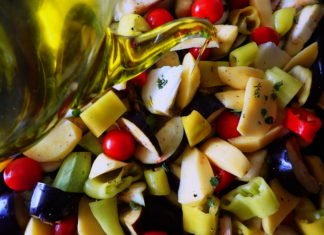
[135,195,183,235]
[0,173,11,194]
[119,111,162,155]
[267,137,320,196]
[182,93,223,119]
[0,193,28,235]
[29,182,80,223]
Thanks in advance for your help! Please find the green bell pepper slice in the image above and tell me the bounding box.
[84,163,142,199]
[220,177,279,220]
[144,167,170,196]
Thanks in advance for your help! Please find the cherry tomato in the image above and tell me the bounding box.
[215,110,241,139]
[227,0,249,10]
[212,165,235,193]
[191,0,224,24]
[251,27,280,45]
[3,157,42,191]
[144,231,169,235]
[102,129,136,161]
[146,8,174,29]
[189,47,211,60]
[53,214,77,235]
[129,71,147,87]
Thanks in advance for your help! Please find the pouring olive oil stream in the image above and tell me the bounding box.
[0,0,217,157]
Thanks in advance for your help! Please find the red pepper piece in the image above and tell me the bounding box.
[212,165,235,193]
[215,110,241,139]
[284,107,322,143]
[251,26,280,45]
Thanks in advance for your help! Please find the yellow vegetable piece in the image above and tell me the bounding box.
[144,167,171,196]
[182,197,220,235]
[156,51,180,68]
[78,197,105,235]
[218,66,264,90]
[176,53,200,109]
[215,90,245,111]
[211,25,238,59]
[262,179,300,234]
[297,216,324,235]
[182,110,211,147]
[289,65,312,106]
[117,14,150,36]
[305,155,324,185]
[229,42,259,66]
[24,218,52,235]
[0,158,13,172]
[233,220,263,235]
[284,42,318,71]
[24,120,82,162]
[80,90,127,137]
[229,6,261,34]
[178,147,215,206]
[237,77,277,136]
[273,8,296,36]
[228,126,284,152]
[198,61,228,88]
[250,0,274,28]
[200,138,250,178]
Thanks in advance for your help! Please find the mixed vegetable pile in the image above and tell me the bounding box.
[1,0,324,234]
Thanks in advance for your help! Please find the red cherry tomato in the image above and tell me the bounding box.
[227,0,249,10]
[189,47,211,60]
[146,8,174,29]
[53,214,77,235]
[3,157,42,191]
[212,166,235,193]
[191,0,224,24]
[102,129,136,161]
[130,71,147,86]
[215,110,241,139]
[144,232,169,235]
[251,27,280,45]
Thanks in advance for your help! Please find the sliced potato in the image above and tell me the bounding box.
[89,153,128,179]
[117,14,150,36]
[78,197,105,235]
[228,126,284,152]
[250,0,274,27]
[182,110,211,147]
[24,120,82,162]
[218,66,264,90]
[156,51,180,68]
[200,138,250,177]
[215,90,245,111]
[211,25,238,59]
[198,61,228,88]
[262,179,300,235]
[237,77,277,136]
[176,53,200,109]
[284,42,318,71]
[80,90,127,137]
[118,182,146,206]
[178,147,214,205]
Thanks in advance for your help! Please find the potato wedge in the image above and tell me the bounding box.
[215,90,245,111]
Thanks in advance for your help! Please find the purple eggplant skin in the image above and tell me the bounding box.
[267,137,320,196]
[0,173,11,195]
[29,182,80,223]
[135,195,183,235]
[182,93,223,119]
[0,193,27,235]
[122,111,162,155]
[305,18,324,109]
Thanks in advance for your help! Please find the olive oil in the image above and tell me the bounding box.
[0,0,217,157]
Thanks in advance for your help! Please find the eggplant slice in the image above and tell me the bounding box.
[30,182,80,223]
[119,111,161,156]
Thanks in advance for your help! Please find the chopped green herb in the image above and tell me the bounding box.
[254,83,261,98]
[207,197,215,208]
[157,76,168,89]
[129,201,140,211]
[72,108,81,117]
[162,162,170,173]
[265,116,274,124]
[271,92,277,100]
[273,81,283,91]
[210,176,219,187]
[260,108,268,117]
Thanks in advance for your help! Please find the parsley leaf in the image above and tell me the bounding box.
[207,197,215,208]
[260,108,268,117]
[129,201,140,211]
[72,108,81,117]
[157,76,168,89]
[210,176,219,187]
[162,162,170,173]
[265,116,274,124]
[273,81,283,91]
